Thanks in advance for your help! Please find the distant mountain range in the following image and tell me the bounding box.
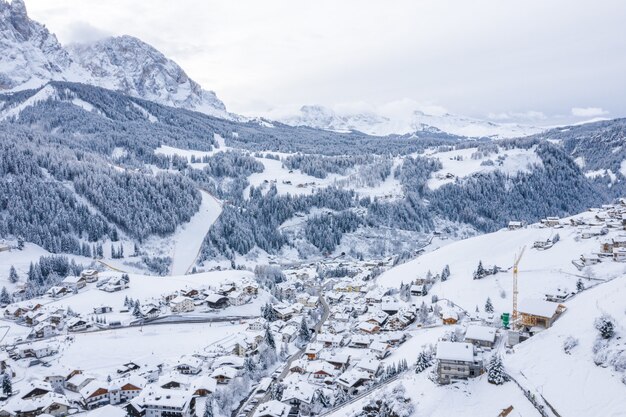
[279,104,545,139]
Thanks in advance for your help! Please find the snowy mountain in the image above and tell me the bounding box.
[281,104,544,139]
[0,0,228,117]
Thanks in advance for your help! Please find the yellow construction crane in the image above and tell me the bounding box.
[511,245,526,327]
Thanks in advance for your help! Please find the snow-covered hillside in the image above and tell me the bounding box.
[0,0,228,116]
[280,104,544,139]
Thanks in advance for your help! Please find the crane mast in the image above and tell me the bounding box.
[511,246,526,327]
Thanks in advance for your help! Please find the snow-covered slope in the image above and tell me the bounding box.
[281,104,544,139]
[0,0,228,117]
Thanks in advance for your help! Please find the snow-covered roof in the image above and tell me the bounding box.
[464,325,496,343]
[436,341,475,362]
[253,400,290,417]
[519,299,560,318]
[83,405,126,417]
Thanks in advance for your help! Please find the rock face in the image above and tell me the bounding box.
[0,0,227,116]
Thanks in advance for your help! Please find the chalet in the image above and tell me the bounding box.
[4,392,69,417]
[410,284,427,296]
[322,352,351,371]
[369,341,391,359]
[93,306,113,314]
[308,361,337,380]
[100,276,129,292]
[117,362,141,374]
[613,247,626,262]
[210,366,238,384]
[580,227,606,239]
[317,333,343,348]
[386,310,415,331]
[31,323,55,339]
[140,304,160,319]
[66,373,95,392]
[218,282,237,295]
[67,317,89,332]
[81,269,99,283]
[441,309,459,325]
[46,286,70,299]
[191,375,216,397]
[336,369,372,394]
[304,343,324,360]
[518,299,566,331]
[21,382,52,399]
[135,389,196,417]
[366,310,389,327]
[3,305,25,320]
[281,383,317,414]
[19,341,54,359]
[80,381,110,409]
[381,297,401,315]
[170,296,194,313]
[253,400,290,417]
[464,325,497,348]
[227,290,248,306]
[289,359,307,374]
[180,288,199,298]
[356,357,382,376]
[508,221,523,230]
[242,282,259,295]
[541,217,561,227]
[326,292,344,304]
[62,275,87,290]
[435,341,483,384]
[280,324,298,343]
[175,356,203,375]
[349,335,372,349]
[248,318,266,331]
[358,321,380,334]
[205,293,229,309]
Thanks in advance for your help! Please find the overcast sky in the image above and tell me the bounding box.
[25,0,626,125]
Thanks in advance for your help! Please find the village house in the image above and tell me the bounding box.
[93,306,113,314]
[308,361,337,380]
[21,382,52,399]
[62,275,87,291]
[356,357,382,376]
[358,321,381,334]
[175,356,203,375]
[369,341,392,359]
[242,282,259,296]
[66,317,89,332]
[205,293,229,309]
[81,269,99,283]
[322,352,351,371]
[349,335,372,349]
[317,333,344,348]
[508,221,523,230]
[253,400,290,417]
[441,309,459,325]
[227,290,248,306]
[140,304,160,319]
[2,392,70,417]
[170,296,194,313]
[613,247,626,262]
[281,382,316,415]
[304,343,324,360]
[410,284,427,296]
[464,325,497,348]
[336,369,372,395]
[518,299,566,332]
[289,359,307,374]
[46,286,71,299]
[435,341,483,385]
[80,381,110,409]
[66,373,95,392]
[210,366,238,384]
[135,388,196,417]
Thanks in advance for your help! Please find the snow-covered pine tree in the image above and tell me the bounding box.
[0,287,11,305]
[264,328,276,350]
[8,266,18,284]
[299,316,311,343]
[487,355,507,385]
[415,350,432,373]
[2,373,12,397]
[485,297,494,313]
[576,279,584,292]
[441,264,450,281]
[133,301,142,318]
[595,315,615,339]
[474,260,486,279]
[203,395,215,417]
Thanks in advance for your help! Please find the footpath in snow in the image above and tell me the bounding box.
[170,190,222,275]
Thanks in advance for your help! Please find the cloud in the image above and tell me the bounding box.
[487,111,547,122]
[571,107,609,117]
[62,21,111,44]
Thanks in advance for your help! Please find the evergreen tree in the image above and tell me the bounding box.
[0,287,11,305]
[203,396,215,417]
[264,328,276,350]
[2,373,12,397]
[8,266,18,284]
[576,279,584,292]
[484,297,494,313]
[133,301,142,318]
[474,260,486,279]
[415,350,432,373]
[441,264,450,281]
[487,355,507,385]
[299,316,311,343]
[16,236,24,250]
[595,315,615,339]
